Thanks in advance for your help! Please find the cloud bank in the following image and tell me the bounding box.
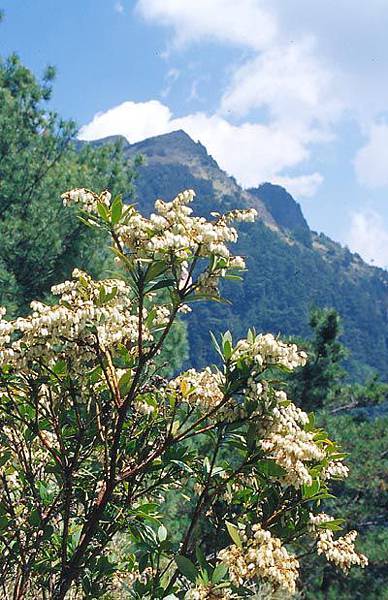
[80,100,322,196]
[81,0,388,265]
[354,122,388,189]
[346,210,388,269]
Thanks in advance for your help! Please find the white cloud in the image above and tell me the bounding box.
[220,39,342,130]
[137,0,343,132]
[269,0,388,125]
[346,210,388,268]
[82,2,339,198]
[79,100,172,143]
[136,0,388,191]
[135,0,343,199]
[173,113,311,187]
[188,77,208,103]
[354,122,388,188]
[272,173,324,198]
[137,0,388,124]
[136,0,277,51]
[79,99,321,195]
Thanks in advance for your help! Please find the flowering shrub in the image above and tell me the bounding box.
[0,188,366,599]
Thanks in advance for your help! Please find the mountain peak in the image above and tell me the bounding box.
[84,132,388,376]
[126,129,213,163]
[248,182,310,236]
[158,129,194,143]
[88,134,130,149]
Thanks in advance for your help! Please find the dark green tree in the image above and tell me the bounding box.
[288,307,347,411]
[0,53,138,315]
[0,52,188,371]
[304,410,388,600]
[286,308,388,599]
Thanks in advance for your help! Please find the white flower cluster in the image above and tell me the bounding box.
[60,188,256,303]
[110,566,155,597]
[154,305,172,326]
[169,367,225,413]
[260,400,324,488]
[233,333,307,371]
[116,189,256,265]
[223,208,258,224]
[218,525,299,595]
[0,307,12,346]
[309,514,368,572]
[196,255,246,296]
[0,269,145,370]
[196,270,223,297]
[321,458,349,481]
[61,188,111,213]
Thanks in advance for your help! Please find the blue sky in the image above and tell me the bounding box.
[1,0,388,268]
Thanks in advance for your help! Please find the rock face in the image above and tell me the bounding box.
[93,131,388,378]
[249,183,310,235]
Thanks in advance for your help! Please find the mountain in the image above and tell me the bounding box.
[96,131,388,378]
[250,183,310,237]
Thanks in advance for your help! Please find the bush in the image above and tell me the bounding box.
[0,188,367,599]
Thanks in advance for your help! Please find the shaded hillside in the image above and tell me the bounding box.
[95,131,387,378]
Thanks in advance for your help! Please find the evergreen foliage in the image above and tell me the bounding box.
[287,308,347,411]
[0,54,137,315]
[286,308,388,599]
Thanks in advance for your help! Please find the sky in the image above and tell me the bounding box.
[1,0,388,268]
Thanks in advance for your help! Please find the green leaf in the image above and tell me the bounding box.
[77,216,95,229]
[247,328,255,343]
[0,515,9,530]
[0,451,11,468]
[222,331,233,345]
[28,509,41,527]
[224,274,243,281]
[246,423,256,450]
[147,279,175,293]
[195,545,207,570]
[256,459,285,477]
[144,261,168,283]
[111,196,123,224]
[309,492,335,501]
[170,460,194,474]
[158,524,167,542]
[175,555,198,583]
[203,457,211,473]
[302,478,321,499]
[212,563,228,584]
[317,518,345,531]
[104,287,118,303]
[109,245,132,268]
[209,331,224,360]
[136,502,158,515]
[70,527,82,549]
[223,340,232,360]
[138,553,149,573]
[225,522,242,549]
[306,412,315,431]
[52,359,67,376]
[97,202,110,222]
[119,370,132,395]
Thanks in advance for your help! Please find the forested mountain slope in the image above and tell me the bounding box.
[95,130,388,378]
